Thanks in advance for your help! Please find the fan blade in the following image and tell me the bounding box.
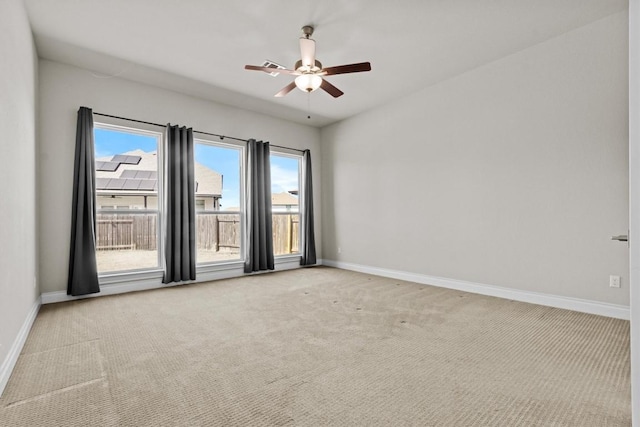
[320,79,344,98]
[299,38,316,68]
[275,82,297,97]
[321,62,371,76]
[244,65,300,75]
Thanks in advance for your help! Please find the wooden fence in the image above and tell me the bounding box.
[272,213,299,255]
[196,214,240,251]
[97,217,136,250]
[96,213,299,255]
[97,215,158,250]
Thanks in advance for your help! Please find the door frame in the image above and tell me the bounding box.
[629,1,639,425]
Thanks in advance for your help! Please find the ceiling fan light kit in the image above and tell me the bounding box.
[295,74,323,92]
[244,25,371,98]
[293,58,323,92]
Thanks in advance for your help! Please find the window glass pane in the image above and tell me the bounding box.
[194,143,241,211]
[194,142,242,264]
[196,213,241,263]
[94,126,160,274]
[270,154,300,256]
[96,213,159,272]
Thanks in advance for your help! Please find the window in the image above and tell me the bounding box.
[194,140,243,264]
[270,153,301,256]
[94,124,162,274]
[93,119,304,275]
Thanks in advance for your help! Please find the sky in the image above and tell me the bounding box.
[95,127,300,210]
[95,128,156,158]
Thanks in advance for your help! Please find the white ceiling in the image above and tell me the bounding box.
[24,0,627,127]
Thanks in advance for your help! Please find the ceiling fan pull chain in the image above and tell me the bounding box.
[307,92,312,119]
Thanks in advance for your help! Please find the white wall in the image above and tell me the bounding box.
[0,0,39,390]
[38,60,321,294]
[321,11,629,306]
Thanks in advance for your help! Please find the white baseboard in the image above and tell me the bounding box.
[322,260,630,320]
[41,277,166,304]
[0,298,41,398]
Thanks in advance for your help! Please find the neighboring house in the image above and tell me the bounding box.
[227,192,297,212]
[95,149,222,210]
[271,191,299,212]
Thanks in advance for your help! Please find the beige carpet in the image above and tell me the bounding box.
[0,267,630,426]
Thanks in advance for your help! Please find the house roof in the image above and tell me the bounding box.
[272,192,298,206]
[95,149,222,197]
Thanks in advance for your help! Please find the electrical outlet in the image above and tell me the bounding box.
[609,275,621,288]
[337,247,342,254]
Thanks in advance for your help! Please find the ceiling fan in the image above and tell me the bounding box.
[244,25,371,98]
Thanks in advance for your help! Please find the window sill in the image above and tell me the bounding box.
[97,255,302,286]
[99,268,164,285]
[275,254,301,261]
[196,260,245,274]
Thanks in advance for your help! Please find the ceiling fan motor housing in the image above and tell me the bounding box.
[295,59,322,72]
[301,25,314,38]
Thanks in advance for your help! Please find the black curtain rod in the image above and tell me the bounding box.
[92,112,305,152]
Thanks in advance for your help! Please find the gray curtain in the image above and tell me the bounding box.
[163,124,196,283]
[67,107,100,296]
[300,150,317,266]
[244,139,274,273]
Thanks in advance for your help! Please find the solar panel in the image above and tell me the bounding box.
[149,171,158,180]
[121,179,141,190]
[125,156,141,165]
[138,180,156,191]
[136,171,152,179]
[111,155,128,163]
[105,178,126,190]
[120,170,137,178]
[109,155,140,166]
[97,161,120,172]
[95,178,110,190]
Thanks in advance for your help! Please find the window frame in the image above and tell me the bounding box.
[93,120,164,280]
[269,149,303,258]
[193,137,246,267]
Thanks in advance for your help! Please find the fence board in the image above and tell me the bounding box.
[96,217,134,250]
[272,213,299,255]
